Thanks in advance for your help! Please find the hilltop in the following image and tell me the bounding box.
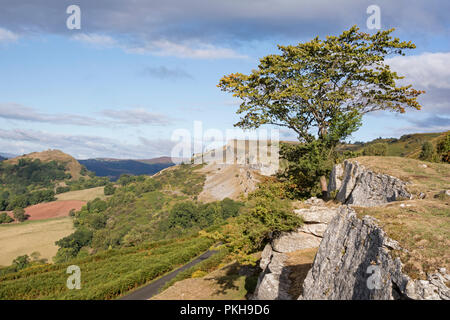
[338,131,449,158]
[7,149,85,180]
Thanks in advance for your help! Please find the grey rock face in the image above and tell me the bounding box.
[253,205,337,300]
[330,160,411,207]
[272,230,323,253]
[328,163,343,194]
[300,206,450,300]
[294,206,338,224]
[253,250,293,300]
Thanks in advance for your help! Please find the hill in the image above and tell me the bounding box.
[338,131,449,159]
[79,158,175,181]
[6,149,85,180]
[0,155,5,162]
[0,150,108,212]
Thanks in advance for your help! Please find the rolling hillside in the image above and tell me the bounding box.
[339,131,449,158]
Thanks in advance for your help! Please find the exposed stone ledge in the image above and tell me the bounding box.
[299,206,450,300]
[328,160,411,207]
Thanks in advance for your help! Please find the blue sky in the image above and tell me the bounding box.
[0,0,449,159]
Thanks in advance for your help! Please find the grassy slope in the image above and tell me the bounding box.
[56,186,106,201]
[352,156,450,280]
[0,236,214,300]
[0,217,74,267]
[339,131,448,158]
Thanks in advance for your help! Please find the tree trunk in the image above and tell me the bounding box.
[320,175,328,200]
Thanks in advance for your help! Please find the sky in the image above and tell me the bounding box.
[0,0,449,159]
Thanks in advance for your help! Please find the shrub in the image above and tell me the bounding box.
[0,212,13,224]
[217,193,303,265]
[419,142,438,162]
[104,183,115,196]
[13,208,29,222]
[362,142,388,156]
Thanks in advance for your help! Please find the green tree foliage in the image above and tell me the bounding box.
[13,207,29,222]
[211,181,303,264]
[218,26,423,197]
[104,183,116,195]
[419,141,438,162]
[12,255,31,271]
[0,212,13,224]
[362,142,388,156]
[54,229,93,262]
[436,133,450,163]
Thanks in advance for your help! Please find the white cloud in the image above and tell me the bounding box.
[0,27,18,43]
[71,33,117,47]
[0,103,174,127]
[125,39,247,59]
[71,32,247,59]
[387,52,450,89]
[0,128,177,159]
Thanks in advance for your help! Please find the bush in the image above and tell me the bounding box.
[12,255,30,271]
[216,192,303,265]
[437,134,450,163]
[419,142,438,162]
[104,183,115,195]
[362,142,388,156]
[0,212,13,224]
[13,208,29,222]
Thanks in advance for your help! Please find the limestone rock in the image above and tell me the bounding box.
[299,206,450,300]
[305,197,325,205]
[260,244,273,270]
[299,223,328,237]
[253,251,293,300]
[272,229,322,253]
[294,206,338,224]
[328,163,343,194]
[329,160,411,207]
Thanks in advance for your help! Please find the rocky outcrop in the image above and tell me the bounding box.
[252,204,339,300]
[328,160,411,207]
[300,206,450,300]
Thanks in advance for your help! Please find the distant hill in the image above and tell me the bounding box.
[338,131,449,159]
[0,155,6,162]
[6,149,85,180]
[78,158,175,181]
[0,152,18,159]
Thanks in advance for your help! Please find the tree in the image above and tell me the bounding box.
[0,212,13,224]
[419,141,438,162]
[104,183,116,196]
[218,26,424,197]
[12,255,30,271]
[436,133,450,163]
[13,207,29,222]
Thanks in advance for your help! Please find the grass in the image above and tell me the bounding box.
[351,156,450,280]
[56,186,106,201]
[0,236,214,299]
[0,217,74,267]
[153,261,259,300]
